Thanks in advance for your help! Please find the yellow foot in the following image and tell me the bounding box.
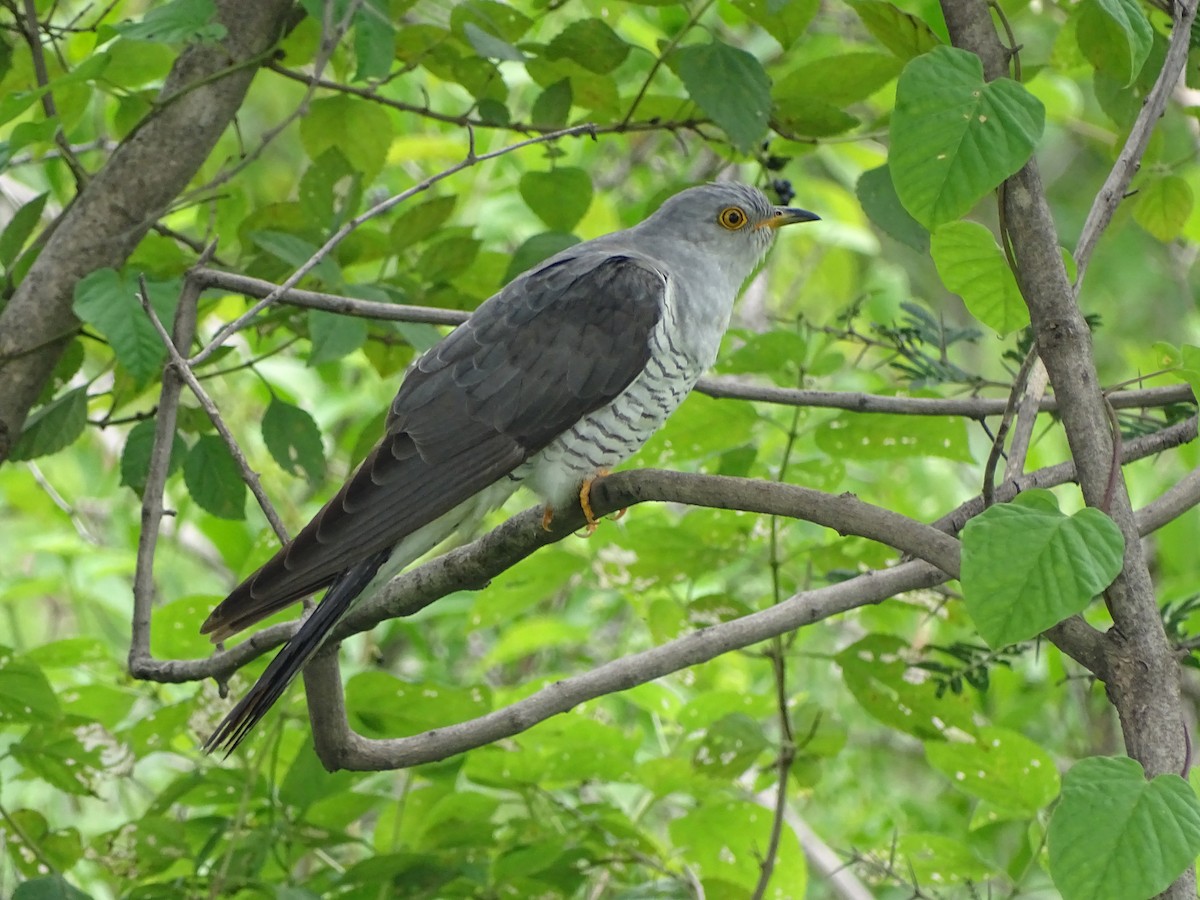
[541,506,555,532]
[579,470,611,536]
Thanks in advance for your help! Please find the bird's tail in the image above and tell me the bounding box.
[202,548,391,756]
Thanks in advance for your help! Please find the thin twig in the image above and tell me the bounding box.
[1073,0,1200,287]
[137,275,289,542]
[188,123,602,366]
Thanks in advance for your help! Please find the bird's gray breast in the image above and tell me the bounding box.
[522,275,707,508]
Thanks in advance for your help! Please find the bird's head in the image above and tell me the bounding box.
[635,182,819,273]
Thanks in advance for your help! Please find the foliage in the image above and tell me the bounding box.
[2,0,1200,898]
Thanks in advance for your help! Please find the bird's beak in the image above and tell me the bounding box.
[757,207,821,229]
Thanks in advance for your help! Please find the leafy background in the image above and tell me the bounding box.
[2,0,1200,897]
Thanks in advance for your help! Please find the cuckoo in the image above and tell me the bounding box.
[201,182,818,753]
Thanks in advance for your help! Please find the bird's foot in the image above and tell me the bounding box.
[579,470,611,536]
[541,506,555,532]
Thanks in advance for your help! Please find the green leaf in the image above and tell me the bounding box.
[0,191,47,270]
[1133,175,1193,242]
[772,95,859,138]
[416,235,482,283]
[545,19,629,74]
[390,195,456,250]
[463,22,525,61]
[672,40,772,153]
[263,398,326,483]
[925,727,1061,814]
[531,78,572,127]
[307,309,368,366]
[891,46,1045,228]
[846,0,943,60]
[857,165,930,251]
[732,0,818,49]
[814,412,973,461]
[837,635,978,740]
[519,168,593,231]
[896,833,996,885]
[0,647,61,723]
[112,0,226,43]
[669,799,807,894]
[346,671,492,737]
[691,713,769,777]
[931,221,1030,335]
[9,387,88,462]
[504,231,579,281]
[120,417,186,493]
[300,95,393,181]
[961,490,1125,647]
[1049,756,1200,900]
[13,876,94,900]
[353,0,394,81]
[774,52,903,108]
[449,0,531,44]
[250,230,342,285]
[73,269,179,385]
[149,596,214,660]
[183,434,246,520]
[1076,0,1154,87]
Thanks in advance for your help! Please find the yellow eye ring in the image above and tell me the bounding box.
[718,206,748,230]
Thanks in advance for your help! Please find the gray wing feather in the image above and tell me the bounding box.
[201,252,666,640]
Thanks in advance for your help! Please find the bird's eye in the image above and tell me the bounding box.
[718,206,748,230]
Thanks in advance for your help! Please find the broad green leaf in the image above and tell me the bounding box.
[530,78,572,127]
[300,96,393,181]
[307,309,368,365]
[182,434,246,520]
[449,0,531,44]
[891,46,1045,228]
[772,96,859,138]
[545,19,629,74]
[250,230,342,285]
[896,832,996,885]
[691,713,769,777]
[11,726,101,794]
[299,148,362,227]
[814,412,973,462]
[9,387,87,462]
[73,269,180,385]
[12,875,93,900]
[263,398,325,483]
[120,417,186,493]
[837,635,978,740]
[926,727,1061,814]
[1076,0,1154,87]
[463,23,525,62]
[961,490,1125,647]
[150,596,218,660]
[519,168,593,231]
[390,195,456,250]
[352,0,393,81]
[416,235,482,283]
[1133,175,1193,242]
[0,647,61,723]
[732,0,818,48]
[1049,756,1200,900]
[112,0,226,43]
[931,221,1030,335]
[346,671,492,737]
[846,0,943,60]
[672,40,771,153]
[857,165,930,251]
[0,191,47,270]
[669,799,807,895]
[774,52,903,108]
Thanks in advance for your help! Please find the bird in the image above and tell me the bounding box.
[200,182,818,754]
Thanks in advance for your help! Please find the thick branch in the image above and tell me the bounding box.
[0,0,294,462]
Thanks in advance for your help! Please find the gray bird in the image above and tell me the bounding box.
[201,182,818,753]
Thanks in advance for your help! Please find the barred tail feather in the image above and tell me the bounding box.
[203,548,392,756]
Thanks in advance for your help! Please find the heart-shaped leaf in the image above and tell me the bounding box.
[891,46,1044,228]
[931,221,1030,336]
[961,489,1124,647]
[1049,756,1200,900]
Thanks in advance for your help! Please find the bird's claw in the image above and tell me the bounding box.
[541,506,555,532]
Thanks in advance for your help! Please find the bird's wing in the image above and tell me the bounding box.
[200,252,666,641]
